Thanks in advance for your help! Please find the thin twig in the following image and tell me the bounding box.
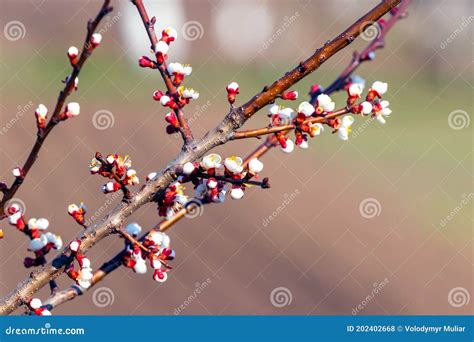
[131,0,194,145]
[232,108,350,140]
[117,229,149,253]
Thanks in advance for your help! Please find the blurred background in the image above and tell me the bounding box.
[0,0,472,315]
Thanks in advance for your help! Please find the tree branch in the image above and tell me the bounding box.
[39,0,411,312]
[0,0,113,220]
[0,0,401,315]
[315,0,411,98]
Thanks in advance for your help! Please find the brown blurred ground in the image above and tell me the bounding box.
[0,0,472,315]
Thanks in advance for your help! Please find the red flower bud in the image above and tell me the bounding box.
[67,46,79,66]
[69,240,81,253]
[153,90,163,101]
[165,112,179,128]
[226,82,239,105]
[282,90,298,100]
[138,56,156,69]
[90,33,102,48]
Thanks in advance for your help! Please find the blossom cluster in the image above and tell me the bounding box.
[7,204,62,267]
[122,223,175,283]
[153,154,266,220]
[66,240,94,289]
[89,153,139,193]
[267,79,392,152]
[138,26,202,134]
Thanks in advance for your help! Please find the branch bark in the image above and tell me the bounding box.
[0,0,401,315]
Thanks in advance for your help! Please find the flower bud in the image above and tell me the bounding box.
[230,187,244,200]
[348,83,364,97]
[248,158,264,174]
[61,102,80,120]
[316,94,335,113]
[182,162,196,175]
[139,56,156,69]
[154,41,169,63]
[12,167,24,179]
[161,27,177,44]
[180,87,199,100]
[90,33,102,48]
[298,101,315,117]
[153,90,163,101]
[226,82,239,104]
[35,104,48,129]
[206,178,218,189]
[67,46,79,65]
[146,172,158,181]
[153,269,168,282]
[102,181,121,193]
[36,218,49,230]
[370,81,388,97]
[29,298,43,310]
[165,112,179,128]
[68,203,86,225]
[282,90,298,100]
[160,95,178,109]
[360,101,373,115]
[29,235,48,252]
[280,138,295,153]
[308,123,324,137]
[69,240,81,252]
